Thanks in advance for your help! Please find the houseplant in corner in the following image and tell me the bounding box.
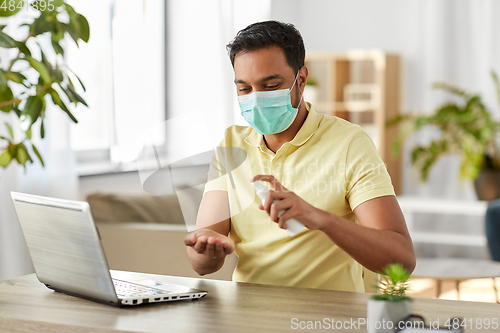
[0,0,89,169]
[368,263,412,333]
[388,71,500,200]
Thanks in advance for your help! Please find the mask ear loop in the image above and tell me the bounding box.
[290,69,305,110]
[289,70,300,92]
[296,84,305,110]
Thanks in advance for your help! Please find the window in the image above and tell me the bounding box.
[67,0,166,173]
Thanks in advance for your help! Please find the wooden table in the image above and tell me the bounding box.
[1,270,499,332]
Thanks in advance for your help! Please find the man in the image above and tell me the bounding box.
[184,20,415,292]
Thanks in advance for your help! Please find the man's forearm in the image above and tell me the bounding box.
[186,247,226,275]
[318,212,416,274]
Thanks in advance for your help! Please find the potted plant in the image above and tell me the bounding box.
[368,263,412,333]
[0,0,89,169]
[388,71,500,200]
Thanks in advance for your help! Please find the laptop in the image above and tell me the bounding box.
[10,191,207,307]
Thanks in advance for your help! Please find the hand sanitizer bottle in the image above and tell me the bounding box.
[252,181,304,237]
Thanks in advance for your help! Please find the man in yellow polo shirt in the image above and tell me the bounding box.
[184,20,415,292]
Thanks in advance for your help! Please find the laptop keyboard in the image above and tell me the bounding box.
[113,279,168,297]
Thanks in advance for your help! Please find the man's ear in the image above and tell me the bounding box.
[299,66,309,91]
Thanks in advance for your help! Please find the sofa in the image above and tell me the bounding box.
[88,192,237,281]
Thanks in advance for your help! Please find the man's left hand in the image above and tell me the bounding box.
[251,174,329,231]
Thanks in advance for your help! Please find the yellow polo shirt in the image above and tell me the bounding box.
[203,102,395,292]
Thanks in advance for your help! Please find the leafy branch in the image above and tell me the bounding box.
[0,0,89,168]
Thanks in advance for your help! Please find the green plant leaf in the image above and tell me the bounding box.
[15,143,29,167]
[382,263,410,284]
[414,116,432,130]
[58,83,76,104]
[48,88,78,123]
[54,66,63,83]
[420,155,437,182]
[51,40,64,56]
[26,56,51,85]
[40,118,45,138]
[40,49,54,77]
[31,143,44,167]
[460,151,483,179]
[64,3,76,15]
[5,122,14,140]
[12,104,21,117]
[0,86,14,112]
[0,0,23,17]
[0,30,17,48]
[77,14,90,43]
[61,23,79,47]
[50,18,65,42]
[5,71,27,83]
[16,41,31,57]
[66,67,86,92]
[31,13,55,36]
[7,143,16,158]
[432,81,470,98]
[66,85,87,106]
[21,143,33,163]
[21,95,43,130]
[0,68,7,87]
[4,71,28,87]
[0,150,12,167]
[25,127,32,139]
[68,12,81,37]
[386,114,412,128]
[411,146,426,165]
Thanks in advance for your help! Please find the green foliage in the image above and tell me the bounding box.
[0,1,89,169]
[371,263,412,302]
[0,0,23,17]
[388,71,500,181]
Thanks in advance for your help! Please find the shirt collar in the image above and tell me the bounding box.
[244,102,322,148]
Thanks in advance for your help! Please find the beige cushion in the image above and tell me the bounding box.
[97,222,237,281]
[87,192,185,224]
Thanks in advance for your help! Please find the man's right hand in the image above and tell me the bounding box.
[186,190,232,275]
[185,229,235,261]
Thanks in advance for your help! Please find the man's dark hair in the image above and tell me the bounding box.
[226,20,305,73]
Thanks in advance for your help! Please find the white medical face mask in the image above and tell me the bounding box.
[237,71,303,135]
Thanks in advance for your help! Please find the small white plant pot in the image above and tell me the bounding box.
[367,299,412,333]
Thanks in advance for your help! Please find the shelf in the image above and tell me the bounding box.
[305,50,402,194]
[398,196,488,216]
[398,196,489,248]
[410,232,487,247]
